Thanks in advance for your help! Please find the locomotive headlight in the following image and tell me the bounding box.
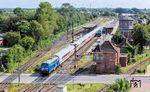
[41,68,44,71]
[45,68,48,70]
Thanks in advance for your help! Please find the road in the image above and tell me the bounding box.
[0,73,150,84]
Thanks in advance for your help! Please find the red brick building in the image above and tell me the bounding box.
[93,41,128,74]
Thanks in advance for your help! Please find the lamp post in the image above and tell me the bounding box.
[17,49,21,87]
[71,20,74,43]
[71,43,77,69]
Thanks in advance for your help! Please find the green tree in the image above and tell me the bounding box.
[19,36,35,50]
[54,14,66,34]
[58,3,77,29]
[30,20,45,41]
[13,7,25,17]
[4,32,21,46]
[3,45,25,63]
[112,30,123,44]
[144,24,150,46]
[109,79,130,92]
[15,20,31,36]
[35,2,57,37]
[133,24,149,53]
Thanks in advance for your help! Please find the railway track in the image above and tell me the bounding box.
[124,58,150,74]
[37,85,56,92]
[56,37,98,74]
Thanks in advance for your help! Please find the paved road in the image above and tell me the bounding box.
[0,73,150,85]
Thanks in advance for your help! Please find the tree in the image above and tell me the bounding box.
[54,14,66,34]
[133,24,149,53]
[15,20,31,36]
[131,8,142,14]
[4,32,21,47]
[112,30,124,44]
[13,7,25,17]
[109,79,130,92]
[58,3,77,29]
[115,8,128,14]
[30,20,45,41]
[115,64,122,74]
[19,36,35,50]
[35,2,57,37]
[3,45,25,63]
[144,24,150,46]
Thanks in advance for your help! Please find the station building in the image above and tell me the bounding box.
[93,40,128,74]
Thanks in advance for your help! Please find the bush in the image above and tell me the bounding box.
[34,65,40,72]
[108,79,130,92]
[115,64,122,74]
[132,58,136,63]
[137,69,146,74]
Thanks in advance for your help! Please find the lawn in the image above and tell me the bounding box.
[77,54,93,67]
[67,83,105,92]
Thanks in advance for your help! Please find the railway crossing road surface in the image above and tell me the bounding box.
[0,73,150,84]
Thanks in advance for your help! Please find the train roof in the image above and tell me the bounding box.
[43,56,58,64]
[73,26,102,45]
[55,45,74,59]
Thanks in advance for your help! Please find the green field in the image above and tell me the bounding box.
[67,83,105,92]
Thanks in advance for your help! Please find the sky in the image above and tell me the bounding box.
[0,0,150,9]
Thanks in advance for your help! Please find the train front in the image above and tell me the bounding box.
[40,63,49,75]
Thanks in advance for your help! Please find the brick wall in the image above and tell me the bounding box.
[96,52,117,74]
[120,56,128,67]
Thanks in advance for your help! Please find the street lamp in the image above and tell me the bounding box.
[17,49,21,87]
[71,20,74,43]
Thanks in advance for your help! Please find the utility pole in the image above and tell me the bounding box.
[17,49,21,87]
[72,44,77,69]
[71,20,74,43]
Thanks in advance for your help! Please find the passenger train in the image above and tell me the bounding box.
[40,26,103,74]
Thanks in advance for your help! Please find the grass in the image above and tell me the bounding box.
[135,61,150,74]
[0,47,9,50]
[121,50,150,73]
[66,83,105,92]
[8,84,39,92]
[8,84,24,92]
[77,54,93,67]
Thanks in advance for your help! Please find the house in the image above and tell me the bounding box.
[119,15,134,41]
[93,40,128,74]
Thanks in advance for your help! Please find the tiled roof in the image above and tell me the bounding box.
[119,16,134,21]
[93,41,120,53]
